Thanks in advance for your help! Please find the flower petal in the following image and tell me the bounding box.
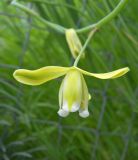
[79,75,90,118]
[80,74,89,111]
[79,110,89,118]
[89,94,91,100]
[76,67,130,79]
[61,70,82,112]
[13,66,70,85]
[57,109,69,117]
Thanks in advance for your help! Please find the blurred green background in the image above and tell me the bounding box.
[0,0,138,159]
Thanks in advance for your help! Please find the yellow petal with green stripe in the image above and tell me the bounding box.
[62,70,82,112]
[75,67,130,79]
[13,66,70,85]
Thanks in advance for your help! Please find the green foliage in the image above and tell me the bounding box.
[0,0,138,159]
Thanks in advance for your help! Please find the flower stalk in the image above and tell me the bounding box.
[76,0,129,33]
[73,28,97,67]
[11,0,129,33]
[11,0,66,34]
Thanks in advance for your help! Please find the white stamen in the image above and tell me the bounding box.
[71,103,80,112]
[57,109,69,117]
[79,110,89,118]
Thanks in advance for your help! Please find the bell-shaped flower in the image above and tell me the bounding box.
[13,66,129,118]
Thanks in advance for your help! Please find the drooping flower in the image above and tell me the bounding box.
[65,29,85,59]
[13,66,129,118]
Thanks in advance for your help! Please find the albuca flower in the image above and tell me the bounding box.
[13,66,129,118]
[65,29,85,59]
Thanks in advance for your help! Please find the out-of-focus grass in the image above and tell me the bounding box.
[0,0,138,159]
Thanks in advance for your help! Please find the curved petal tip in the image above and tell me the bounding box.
[79,110,89,118]
[13,66,70,85]
[58,109,69,117]
[76,67,130,79]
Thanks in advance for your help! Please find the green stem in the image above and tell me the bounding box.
[23,0,81,12]
[73,28,97,67]
[11,0,66,34]
[76,0,129,33]
[11,0,128,34]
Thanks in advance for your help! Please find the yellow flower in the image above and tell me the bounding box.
[13,66,129,118]
[65,29,85,59]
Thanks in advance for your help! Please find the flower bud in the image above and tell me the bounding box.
[65,28,85,59]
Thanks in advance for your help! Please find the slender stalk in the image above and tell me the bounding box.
[11,0,66,34]
[11,0,129,66]
[73,28,97,67]
[11,0,128,34]
[23,0,81,12]
[76,0,129,33]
